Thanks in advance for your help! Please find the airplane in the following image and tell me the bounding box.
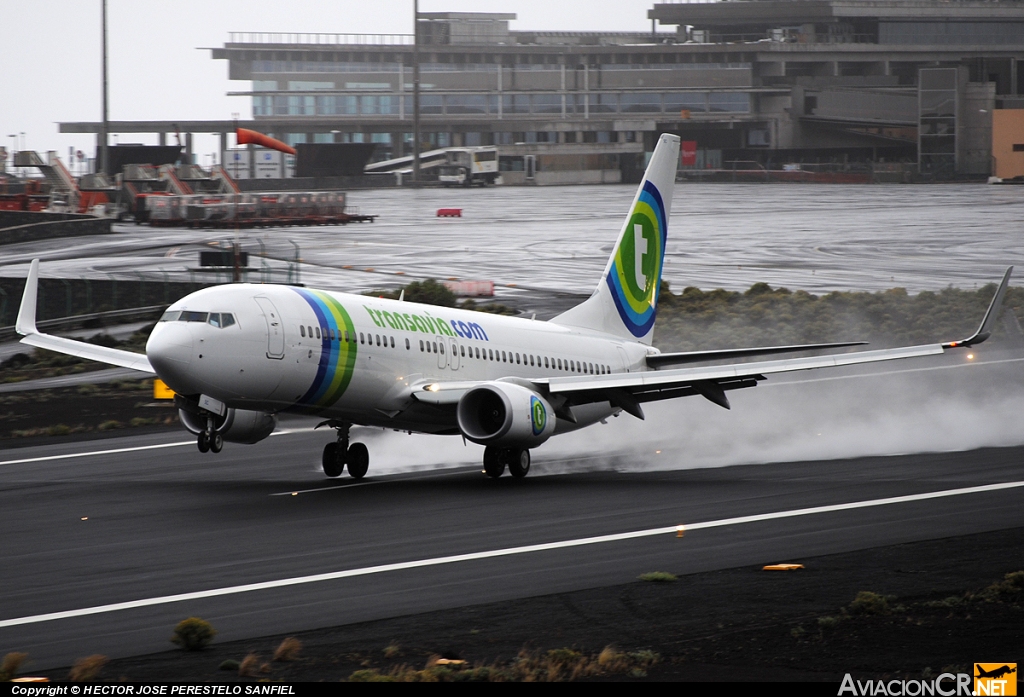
[14,134,1013,480]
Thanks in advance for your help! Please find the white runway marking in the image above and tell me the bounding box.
[0,427,312,468]
[2,479,1021,629]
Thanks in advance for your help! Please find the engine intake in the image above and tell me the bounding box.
[457,382,555,447]
[178,407,277,444]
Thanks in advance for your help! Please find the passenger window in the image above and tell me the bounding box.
[375,335,380,346]
[360,333,365,344]
[420,340,425,352]
[440,343,445,354]
[460,346,465,357]
[300,325,306,337]
[316,327,321,339]
[390,337,395,348]
[488,349,493,360]
[427,342,432,353]
[307,326,313,338]
[476,348,480,359]
[558,359,563,370]
[516,353,520,364]
[406,338,411,350]
[544,357,549,368]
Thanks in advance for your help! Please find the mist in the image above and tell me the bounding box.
[344,355,1024,476]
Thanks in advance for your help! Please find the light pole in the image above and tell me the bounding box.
[100,0,109,175]
[7,135,15,177]
[412,0,420,184]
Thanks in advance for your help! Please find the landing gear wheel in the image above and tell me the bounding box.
[197,431,210,453]
[508,448,530,478]
[322,442,344,478]
[346,443,369,479]
[483,446,505,478]
[209,433,224,454]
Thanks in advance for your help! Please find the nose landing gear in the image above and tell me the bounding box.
[196,415,223,454]
[317,420,370,479]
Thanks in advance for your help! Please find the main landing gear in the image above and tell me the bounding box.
[318,421,369,479]
[483,446,531,479]
[196,415,223,454]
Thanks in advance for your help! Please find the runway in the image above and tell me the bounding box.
[1,408,1022,669]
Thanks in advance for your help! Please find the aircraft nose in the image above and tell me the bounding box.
[147,322,195,392]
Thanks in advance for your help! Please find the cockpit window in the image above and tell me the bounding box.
[221,313,235,328]
[180,311,208,322]
[208,313,221,328]
[159,310,181,322]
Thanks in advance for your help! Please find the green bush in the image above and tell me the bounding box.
[171,617,217,651]
[848,591,891,616]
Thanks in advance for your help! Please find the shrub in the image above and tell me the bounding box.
[849,591,891,615]
[98,420,122,431]
[638,571,677,583]
[68,655,107,682]
[171,617,217,651]
[273,637,302,662]
[980,570,1024,601]
[218,659,239,671]
[383,643,401,659]
[817,616,839,629]
[1,652,27,681]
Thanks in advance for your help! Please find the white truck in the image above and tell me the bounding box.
[438,147,499,186]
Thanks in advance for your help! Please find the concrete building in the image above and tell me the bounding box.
[60,2,1024,181]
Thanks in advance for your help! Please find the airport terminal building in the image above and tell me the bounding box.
[61,0,1024,182]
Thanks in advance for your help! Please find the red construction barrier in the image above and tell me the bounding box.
[437,208,462,217]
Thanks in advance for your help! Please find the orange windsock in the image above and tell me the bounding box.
[236,128,297,155]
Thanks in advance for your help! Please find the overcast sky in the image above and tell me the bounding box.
[1,1,658,167]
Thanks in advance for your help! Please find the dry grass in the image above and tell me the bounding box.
[273,637,302,662]
[383,642,401,659]
[347,645,660,682]
[1,652,28,681]
[68,655,107,682]
[238,653,261,677]
[638,571,677,583]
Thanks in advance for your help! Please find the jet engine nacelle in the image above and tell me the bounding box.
[456,382,556,447]
[178,407,277,444]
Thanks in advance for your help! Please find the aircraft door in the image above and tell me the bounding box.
[616,346,631,373]
[436,336,447,369]
[449,338,460,371]
[254,296,286,359]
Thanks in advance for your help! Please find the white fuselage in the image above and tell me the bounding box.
[147,283,653,434]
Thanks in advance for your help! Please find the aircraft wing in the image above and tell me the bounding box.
[15,259,155,374]
[536,266,1013,418]
[535,342,943,417]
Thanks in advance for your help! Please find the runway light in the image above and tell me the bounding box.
[291,492,298,496]
[655,450,661,454]
[967,353,975,360]
[676,525,685,538]
[80,517,88,521]
[763,563,805,571]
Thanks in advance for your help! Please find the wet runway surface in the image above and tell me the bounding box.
[2,354,1023,669]
[1,184,1022,305]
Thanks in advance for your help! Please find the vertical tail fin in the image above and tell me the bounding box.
[551,133,679,344]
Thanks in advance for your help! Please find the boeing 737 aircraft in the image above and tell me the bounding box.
[15,134,1012,479]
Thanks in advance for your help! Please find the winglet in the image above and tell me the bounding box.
[15,259,40,336]
[943,266,1013,349]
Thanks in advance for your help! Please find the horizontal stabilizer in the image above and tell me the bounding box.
[646,341,868,369]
